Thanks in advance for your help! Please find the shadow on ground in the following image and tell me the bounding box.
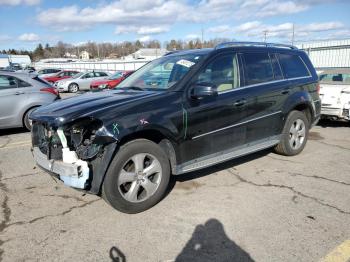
[175,218,254,262]
[0,127,28,136]
[317,119,350,128]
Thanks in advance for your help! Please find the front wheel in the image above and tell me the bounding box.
[274,110,309,156]
[68,83,79,93]
[102,139,170,213]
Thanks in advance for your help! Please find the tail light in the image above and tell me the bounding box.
[40,87,58,96]
[316,83,320,94]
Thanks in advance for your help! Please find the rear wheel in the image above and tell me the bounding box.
[23,107,37,131]
[68,83,79,93]
[274,110,309,156]
[102,139,170,213]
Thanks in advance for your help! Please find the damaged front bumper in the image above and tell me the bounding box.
[33,146,90,189]
[31,119,118,192]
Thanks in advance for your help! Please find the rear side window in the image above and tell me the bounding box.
[270,54,283,80]
[278,54,310,78]
[242,52,274,85]
[95,72,108,77]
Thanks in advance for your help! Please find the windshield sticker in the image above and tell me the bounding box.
[176,59,195,68]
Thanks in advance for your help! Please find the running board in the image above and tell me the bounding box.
[175,136,280,175]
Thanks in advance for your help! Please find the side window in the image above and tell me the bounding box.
[195,53,239,92]
[270,54,283,80]
[84,72,94,78]
[278,54,310,78]
[0,75,18,90]
[16,78,31,87]
[96,72,107,77]
[242,52,273,85]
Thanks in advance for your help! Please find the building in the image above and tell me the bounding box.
[0,54,31,69]
[130,48,168,60]
[296,39,350,70]
[79,51,90,60]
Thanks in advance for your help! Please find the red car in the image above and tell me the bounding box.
[43,70,79,84]
[90,71,134,89]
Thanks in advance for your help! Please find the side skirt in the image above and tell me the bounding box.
[174,135,281,175]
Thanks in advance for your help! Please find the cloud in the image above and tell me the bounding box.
[0,0,40,5]
[115,25,169,35]
[185,34,200,39]
[18,33,40,42]
[233,21,345,41]
[207,25,232,34]
[36,0,329,33]
[138,35,152,42]
[0,35,12,43]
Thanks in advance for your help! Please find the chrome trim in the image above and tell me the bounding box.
[176,135,280,174]
[219,76,312,95]
[192,111,282,140]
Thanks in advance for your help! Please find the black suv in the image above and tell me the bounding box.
[31,42,321,213]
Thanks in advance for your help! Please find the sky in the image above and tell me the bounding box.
[0,0,350,50]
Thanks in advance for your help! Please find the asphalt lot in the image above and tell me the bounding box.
[0,99,349,261]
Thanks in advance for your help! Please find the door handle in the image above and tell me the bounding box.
[234,99,246,107]
[15,91,24,95]
[281,88,290,95]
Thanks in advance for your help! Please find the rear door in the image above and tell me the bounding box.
[79,72,95,90]
[241,52,287,144]
[0,74,30,127]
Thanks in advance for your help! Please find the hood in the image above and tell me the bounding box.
[56,78,73,84]
[30,90,161,126]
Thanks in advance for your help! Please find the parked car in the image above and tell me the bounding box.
[56,71,110,92]
[43,70,79,84]
[30,42,321,213]
[37,68,62,77]
[319,69,350,121]
[90,71,134,90]
[0,72,59,130]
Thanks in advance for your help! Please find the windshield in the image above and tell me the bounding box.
[72,72,85,79]
[118,53,206,90]
[109,72,123,80]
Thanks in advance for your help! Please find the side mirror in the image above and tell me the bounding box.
[191,83,218,99]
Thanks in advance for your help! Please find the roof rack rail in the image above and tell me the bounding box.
[215,41,298,50]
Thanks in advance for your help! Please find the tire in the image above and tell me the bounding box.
[102,139,170,213]
[23,107,37,131]
[274,110,309,156]
[68,83,79,93]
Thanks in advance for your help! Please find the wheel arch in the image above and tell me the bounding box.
[22,105,41,128]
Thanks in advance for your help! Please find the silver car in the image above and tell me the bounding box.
[0,72,59,130]
[56,71,110,93]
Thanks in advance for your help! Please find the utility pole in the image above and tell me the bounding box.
[291,23,295,45]
[201,26,204,48]
[263,30,268,42]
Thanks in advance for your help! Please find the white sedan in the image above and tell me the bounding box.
[319,69,350,121]
[56,71,110,93]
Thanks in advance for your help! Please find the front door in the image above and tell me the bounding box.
[179,52,251,164]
